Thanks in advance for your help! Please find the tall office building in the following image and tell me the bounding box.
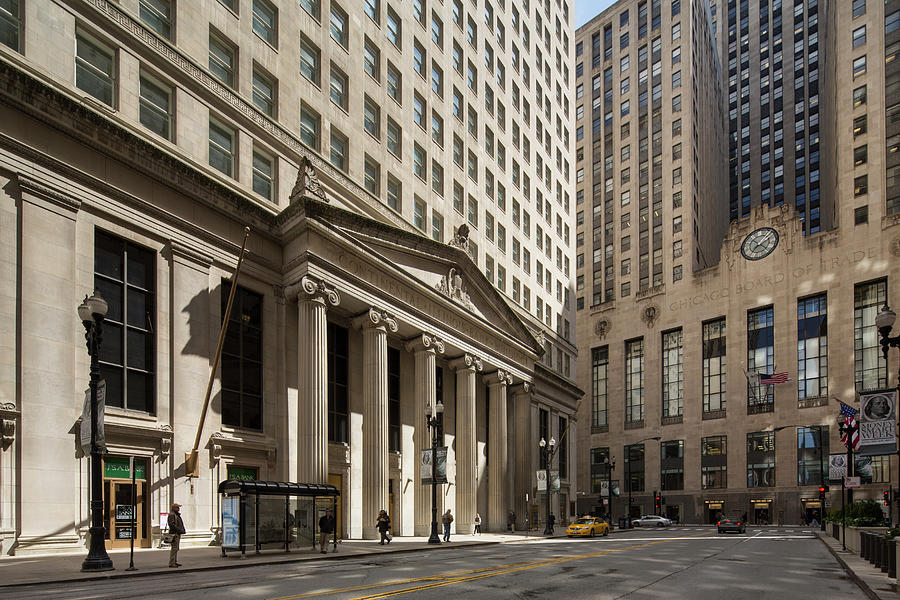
[0,0,579,555]
[575,0,900,527]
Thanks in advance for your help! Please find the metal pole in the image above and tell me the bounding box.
[126,456,137,570]
[818,427,826,531]
[841,475,846,551]
[81,312,113,572]
[607,459,613,528]
[428,415,441,544]
[626,448,631,528]
[543,450,552,535]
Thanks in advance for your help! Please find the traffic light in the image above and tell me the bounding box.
[885,490,892,506]
[654,491,661,514]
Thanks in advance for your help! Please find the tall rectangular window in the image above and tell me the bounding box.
[854,280,887,391]
[209,31,235,88]
[558,417,568,479]
[140,0,171,39]
[330,3,348,48]
[798,426,829,486]
[660,440,684,490]
[252,67,276,117]
[94,231,155,413]
[625,444,646,493]
[591,346,608,428]
[208,119,235,177]
[702,318,726,413]
[330,128,348,171]
[364,155,380,195]
[252,148,274,200]
[747,307,775,413]
[76,30,116,106]
[798,295,828,399]
[0,0,20,51]
[252,0,277,45]
[300,35,321,84]
[300,104,320,149]
[221,282,263,430]
[139,73,173,140]
[625,338,644,423]
[539,408,549,468]
[386,174,401,211]
[388,347,400,452]
[329,64,347,110]
[662,329,683,418]
[327,323,348,443]
[747,432,776,488]
[701,436,726,489]
[590,448,611,494]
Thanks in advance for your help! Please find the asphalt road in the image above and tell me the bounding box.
[10,527,862,599]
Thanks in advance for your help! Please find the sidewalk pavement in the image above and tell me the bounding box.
[816,530,900,599]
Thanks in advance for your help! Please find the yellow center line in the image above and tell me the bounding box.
[264,531,714,600]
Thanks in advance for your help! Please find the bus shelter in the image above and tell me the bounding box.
[217,480,340,558]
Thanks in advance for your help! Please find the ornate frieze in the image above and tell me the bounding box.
[435,267,476,312]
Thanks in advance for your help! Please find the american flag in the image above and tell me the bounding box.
[758,372,790,385]
[839,402,861,452]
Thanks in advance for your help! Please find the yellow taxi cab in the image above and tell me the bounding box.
[566,516,610,537]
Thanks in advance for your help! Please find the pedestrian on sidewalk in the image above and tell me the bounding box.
[473,513,482,535]
[507,510,516,532]
[442,509,453,541]
[167,503,186,568]
[319,508,335,553]
[376,510,391,545]
[548,513,556,534]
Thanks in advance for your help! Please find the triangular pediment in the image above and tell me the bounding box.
[302,199,540,353]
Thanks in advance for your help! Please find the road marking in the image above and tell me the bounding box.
[265,531,716,600]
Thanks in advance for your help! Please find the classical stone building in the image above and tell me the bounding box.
[575,0,900,526]
[0,0,580,556]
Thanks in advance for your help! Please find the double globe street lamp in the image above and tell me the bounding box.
[539,437,557,535]
[425,400,444,544]
[875,305,900,523]
[602,455,616,525]
[78,291,114,572]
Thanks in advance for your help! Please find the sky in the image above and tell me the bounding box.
[575,0,618,29]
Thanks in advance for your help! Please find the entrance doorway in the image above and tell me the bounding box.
[665,505,681,524]
[754,506,770,525]
[102,457,149,549]
[705,502,723,524]
[802,500,822,526]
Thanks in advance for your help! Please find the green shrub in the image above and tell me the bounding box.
[825,500,888,527]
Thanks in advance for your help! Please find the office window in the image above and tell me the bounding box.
[852,25,866,48]
[414,196,427,231]
[139,73,173,140]
[414,143,426,180]
[94,231,156,413]
[363,96,380,139]
[330,3,348,48]
[662,329,683,418]
[330,128,348,171]
[140,0,171,39]
[853,55,866,78]
[252,67,276,117]
[364,0,379,24]
[432,12,443,47]
[747,307,775,412]
[386,6,401,48]
[625,338,644,422]
[300,35,321,85]
[798,295,827,399]
[327,323,349,443]
[852,0,865,19]
[432,62,443,96]
[797,427,829,486]
[854,145,867,167]
[853,115,867,138]
[252,0,277,45]
[702,318,726,413]
[77,30,116,106]
[854,280,887,391]
[386,174,401,211]
[432,160,443,196]
[329,64,348,110]
[701,436,727,489]
[855,205,868,224]
[414,92,426,128]
[414,39,426,77]
[208,119,235,177]
[300,104,320,149]
[432,210,444,242]
[364,155,380,195]
[220,281,263,429]
[299,0,320,18]
[387,118,401,157]
[387,62,401,103]
[364,38,380,81]
[660,440,684,491]
[625,444,646,493]
[747,432,775,488]
[387,347,400,451]
[252,148,274,200]
[854,85,867,107]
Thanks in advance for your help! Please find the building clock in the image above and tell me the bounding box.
[740,227,779,260]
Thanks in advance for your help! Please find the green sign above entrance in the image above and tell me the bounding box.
[104,457,147,480]
[227,466,258,481]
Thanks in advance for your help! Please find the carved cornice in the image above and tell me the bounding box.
[485,370,514,387]
[209,431,278,466]
[405,333,446,355]
[286,275,341,307]
[354,307,399,333]
[17,173,81,214]
[450,353,484,372]
[168,239,213,268]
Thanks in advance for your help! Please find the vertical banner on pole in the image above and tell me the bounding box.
[858,389,898,456]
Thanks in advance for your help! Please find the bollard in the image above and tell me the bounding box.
[881,536,890,573]
[861,532,869,561]
[889,538,897,579]
[876,535,884,570]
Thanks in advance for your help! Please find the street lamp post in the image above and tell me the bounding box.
[539,437,556,535]
[78,291,114,572]
[875,305,900,525]
[624,436,660,528]
[604,455,616,526]
[425,400,444,544]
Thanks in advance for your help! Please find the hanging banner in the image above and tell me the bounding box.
[550,470,560,494]
[828,454,847,481]
[858,389,898,456]
[421,447,448,485]
[536,470,547,492]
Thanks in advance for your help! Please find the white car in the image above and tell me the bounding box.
[633,515,672,527]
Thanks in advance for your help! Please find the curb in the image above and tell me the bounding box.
[815,533,880,600]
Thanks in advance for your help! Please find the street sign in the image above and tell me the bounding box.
[845,476,861,489]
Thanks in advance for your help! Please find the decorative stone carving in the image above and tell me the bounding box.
[641,304,661,328]
[890,236,900,258]
[290,156,327,203]
[533,329,546,347]
[267,449,277,469]
[594,318,611,339]
[158,424,173,458]
[449,224,470,251]
[451,353,484,372]
[354,307,399,333]
[210,432,225,464]
[286,275,341,307]
[485,370,513,386]
[1,402,18,450]
[405,332,446,355]
[436,267,476,311]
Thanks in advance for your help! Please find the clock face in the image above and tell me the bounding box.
[741,227,779,260]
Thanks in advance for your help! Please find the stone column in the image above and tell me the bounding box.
[405,334,445,536]
[451,354,482,535]
[289,275,340,485]
[511,383,532,531]
[486,370,513,531]
[354,308,397,539]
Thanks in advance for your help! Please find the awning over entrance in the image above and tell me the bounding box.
[217,479,340,497]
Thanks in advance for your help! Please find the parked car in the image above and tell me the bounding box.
[566,516,610,537]
[633,515,672,527]
[717,518,746,534]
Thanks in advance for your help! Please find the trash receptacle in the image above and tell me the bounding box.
[618,517,626,530]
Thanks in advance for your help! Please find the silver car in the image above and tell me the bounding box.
[634,515,672,527]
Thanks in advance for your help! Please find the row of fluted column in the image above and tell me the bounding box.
[288,274,527,538]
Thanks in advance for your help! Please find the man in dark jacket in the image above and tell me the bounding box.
[318,508,335,554]
[377,510,391,544]
[167,503,186,567]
